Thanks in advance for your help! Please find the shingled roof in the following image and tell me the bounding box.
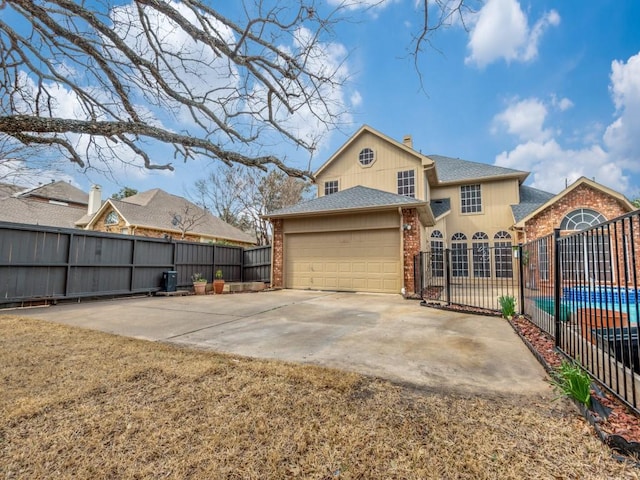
[428,155,528,184]
[0,197,86,228]
[511,185,555,222]
[15,181,89,205]
[267,185,427,217]
[92,189,255,245]
[430,198,451,218]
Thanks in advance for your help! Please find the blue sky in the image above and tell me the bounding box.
[6,0,640,201]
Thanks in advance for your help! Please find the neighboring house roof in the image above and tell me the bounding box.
[427,155,529,184]
[314,125,433,177]
[14,181,89,205]
[511,185,555,223]
[86,188,256,244]
[0,182,23,198]
[0,197,86,228]
[430,198,451,219]
[265,185,435,226]
[513,176,636,227]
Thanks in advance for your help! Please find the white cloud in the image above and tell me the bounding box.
[350,91,363,108]
[603,52,640,172]
[465,0,560,67]
[492,85,635,194]
[492,98,551,142]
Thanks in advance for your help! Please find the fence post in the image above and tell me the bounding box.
[553,228,561,348]
[445,248,451,305]
[518,243,525,315]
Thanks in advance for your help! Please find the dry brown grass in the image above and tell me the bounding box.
[1,315,637,479]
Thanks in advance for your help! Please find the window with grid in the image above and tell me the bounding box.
[560,208,605,230]
[472,232,490,278]
[451,232,468,278]
[493,231,513,278]
[324,180,338,195]
[359,148,375,166]
[397,170,415,198]
[430,230,444,278]
[460,184,482,213]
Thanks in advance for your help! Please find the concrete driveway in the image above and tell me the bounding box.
[14,290,550,396]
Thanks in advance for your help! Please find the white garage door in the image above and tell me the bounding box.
[285,229,401,294]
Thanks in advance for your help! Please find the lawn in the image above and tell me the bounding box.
[1,315,636,479]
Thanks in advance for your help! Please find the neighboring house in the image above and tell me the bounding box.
[0,181,89,229]
[266,125,635,295]
[82,188,256,246]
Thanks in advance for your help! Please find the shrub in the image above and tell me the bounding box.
[551,361,591,407]
[498,295,516,319]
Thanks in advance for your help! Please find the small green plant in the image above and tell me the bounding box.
[191,272,206,283]
[498,295,516,319]
[215,269,224,280]
[551,361,591,407]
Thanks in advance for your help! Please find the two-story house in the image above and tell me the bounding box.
[266,125,635,295]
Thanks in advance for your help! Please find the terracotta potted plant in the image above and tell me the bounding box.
[192,272,207,295]
[213,269,225,294]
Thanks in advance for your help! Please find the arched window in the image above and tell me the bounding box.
[451,233,468,277]
[105,211,119,225]
[560,208,606,231]
[494,231,513,278]
[430,230,444,277]
[472,232,490,278]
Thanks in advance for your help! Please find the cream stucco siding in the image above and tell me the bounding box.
[315,131,427,201]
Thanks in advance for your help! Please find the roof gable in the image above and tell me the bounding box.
[86,189,255,244]
[314,125,433,178]
[16,181,89,205]
[513,177,635,227]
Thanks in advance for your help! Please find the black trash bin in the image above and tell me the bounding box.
[163,271,177,292]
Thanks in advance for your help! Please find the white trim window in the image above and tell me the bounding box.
[460,184,482,213]
[430,230,444,278]
[472,232,490,278]
[494,231,513,279]
[324,180,338,195]
[358,148,375,166]
[397,170,415,198]
[105,211,119,225]
[451,232,468,278]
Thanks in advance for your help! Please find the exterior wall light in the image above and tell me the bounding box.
[403,223,412,231]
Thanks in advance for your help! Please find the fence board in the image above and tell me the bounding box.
[0,221,271,305]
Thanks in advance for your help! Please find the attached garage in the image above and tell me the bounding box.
[266,186,434,295]
[285,228,401,293]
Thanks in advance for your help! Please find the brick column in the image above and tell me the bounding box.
[271,219,284,288]
[402,208,421,296]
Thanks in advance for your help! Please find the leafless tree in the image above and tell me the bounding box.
[195,165,310,244]
[0,0,355,179]
[0,1,472,180]
[170,201,207,240]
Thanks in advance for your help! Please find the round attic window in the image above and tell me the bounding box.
[358,148,375,166]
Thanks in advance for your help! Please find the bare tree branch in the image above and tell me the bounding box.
[0,0,351,180]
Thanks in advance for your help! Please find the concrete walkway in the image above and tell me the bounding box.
[13,290,550,396]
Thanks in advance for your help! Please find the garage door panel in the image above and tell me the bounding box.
[285,228,401,294]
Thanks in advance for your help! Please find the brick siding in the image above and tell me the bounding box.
[271,219,284,288]
[402,208,421,295]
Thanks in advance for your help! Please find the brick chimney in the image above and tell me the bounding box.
[88,185,102,215]
[403,134,413,149]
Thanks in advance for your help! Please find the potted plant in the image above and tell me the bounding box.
[192,272,207,295]
[213,269,225,294]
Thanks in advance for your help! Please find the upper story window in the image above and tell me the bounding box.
[324,180,339,195]
[460,184,482,214]
[358,148,375,166]
[560,208,606,231]
[397,170,415,198]
[105,211,119,225]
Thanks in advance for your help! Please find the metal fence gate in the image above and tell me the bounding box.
[415,244,520,312]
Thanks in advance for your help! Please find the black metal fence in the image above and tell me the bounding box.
[415,244,519,311]
[415,210,640,413]
[0,221,271,307]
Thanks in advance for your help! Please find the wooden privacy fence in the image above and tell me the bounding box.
[0,221,271,306]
